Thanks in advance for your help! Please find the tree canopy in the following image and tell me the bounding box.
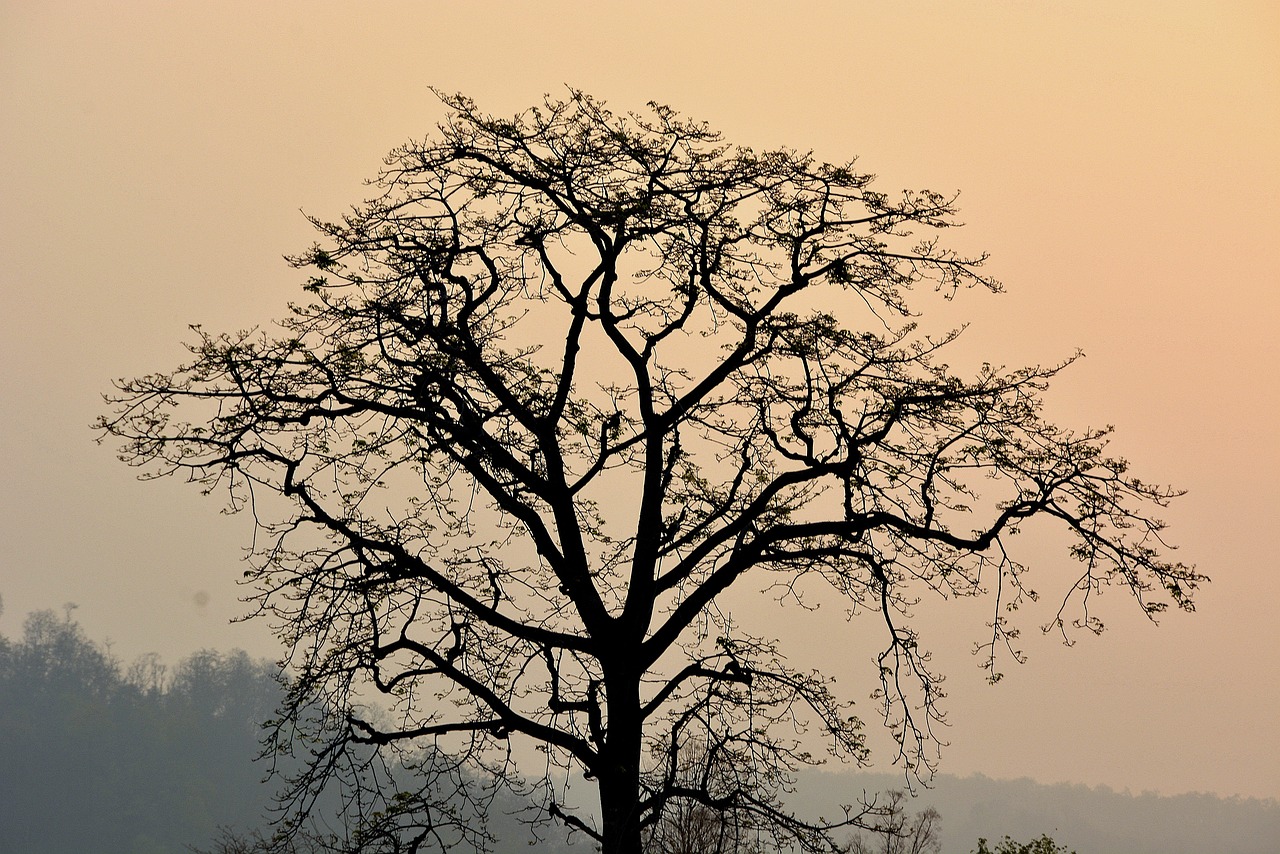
[972,834,1076,854]
[0,606,279,854]
[99,90,1201,854]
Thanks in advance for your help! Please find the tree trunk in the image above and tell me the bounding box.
[599,671,644,854]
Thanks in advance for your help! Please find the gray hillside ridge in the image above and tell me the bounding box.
[1,603,1275,853]
[792,767,1280,854]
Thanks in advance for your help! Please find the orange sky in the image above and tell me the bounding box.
[2,1,1277,800]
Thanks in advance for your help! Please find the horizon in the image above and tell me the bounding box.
[7,597,1276,810]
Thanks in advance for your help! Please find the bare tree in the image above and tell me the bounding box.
[190,825,335,854]
[645,797,750,854]
[641,739,772,854]
[845,790,940,854]
[99,91,1201,854]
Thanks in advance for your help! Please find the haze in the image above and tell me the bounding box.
[1,0,1276,806]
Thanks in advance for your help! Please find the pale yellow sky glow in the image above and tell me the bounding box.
[1,1,1277,801]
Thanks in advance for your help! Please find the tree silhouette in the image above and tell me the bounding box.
[972,834,1075,854]
[99,91,1201,854]
[845,790,940,854]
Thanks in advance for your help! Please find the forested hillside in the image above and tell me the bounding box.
[2,604,1276,853]
[0,604,580,854]
[797,770,1280,854]
[0,606,280,853]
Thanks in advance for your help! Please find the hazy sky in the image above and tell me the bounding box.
[2,1,1277,802]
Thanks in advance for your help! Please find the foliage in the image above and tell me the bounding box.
[99,91,1200,854]
[0,603,575,854]
[0,607,279,854]
[972,833,1075,854]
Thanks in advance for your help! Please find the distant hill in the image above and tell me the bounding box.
[0,606,570,854]
[0,608,281,854]
[796,768,1280,854]
[3,604,1275,853]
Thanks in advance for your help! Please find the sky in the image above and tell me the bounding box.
[1,1,1277,802]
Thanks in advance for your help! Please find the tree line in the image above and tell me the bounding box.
[11,600,1274,852]
[1,600,1087,854]
[0,600,588,853]
[0,602,280,853]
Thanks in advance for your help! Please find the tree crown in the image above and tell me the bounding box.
[99,90,1200,854]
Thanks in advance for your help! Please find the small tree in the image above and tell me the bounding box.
[845,790,940,854]
[100,91,1201,854]
[973,834,1075,854]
